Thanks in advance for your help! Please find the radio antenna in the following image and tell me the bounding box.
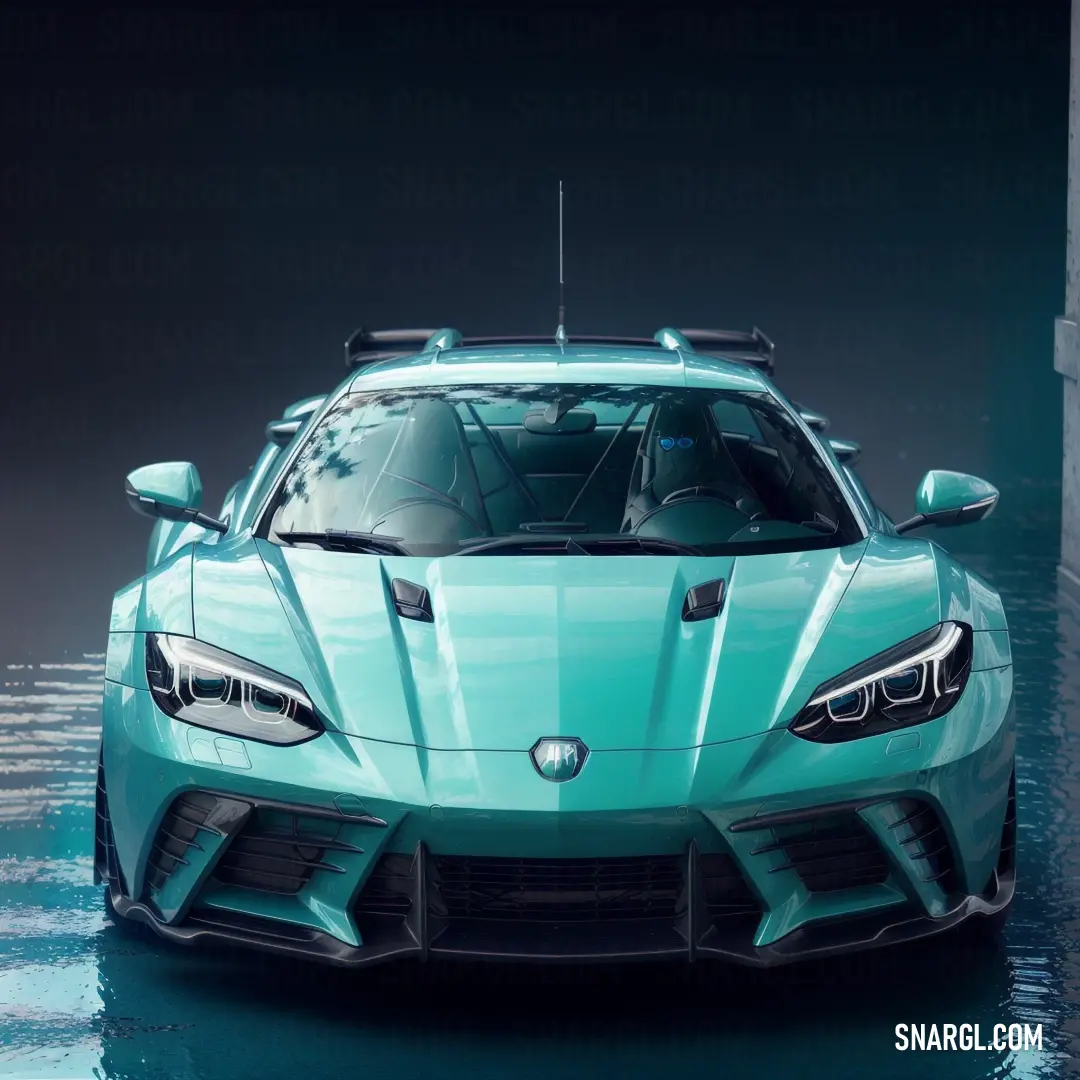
[555,181,567,346]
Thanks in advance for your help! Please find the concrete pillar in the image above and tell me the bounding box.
[1057,0,1080,601]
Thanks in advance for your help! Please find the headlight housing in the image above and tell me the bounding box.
[789,621,973,744]
[145,633,322,746]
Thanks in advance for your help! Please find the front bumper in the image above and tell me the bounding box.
[97,665,1016,968]
[102,834,1015,969]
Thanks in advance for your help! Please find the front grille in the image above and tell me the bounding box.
[211,809,360,896]
[768,813,891,893]
[355,850,761,924]
[352,847,762,955]
[432,854,684,922]
[145,792,222,893]
[891,799,959,894]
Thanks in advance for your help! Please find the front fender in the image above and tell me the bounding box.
[932,544,1008,632]
[105,545,195,688]
[148,518,218,571]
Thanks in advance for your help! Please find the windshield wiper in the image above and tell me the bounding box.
[274,529,411,556]
[453,534,703,556]
[582,536,704,556]
[454,535,590,556]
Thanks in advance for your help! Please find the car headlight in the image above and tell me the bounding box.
[789,621,972,744]
[145,633,322,746]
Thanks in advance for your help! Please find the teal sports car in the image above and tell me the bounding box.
[96,325,1015,967]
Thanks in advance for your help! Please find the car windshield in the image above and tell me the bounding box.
[259,383,863,556]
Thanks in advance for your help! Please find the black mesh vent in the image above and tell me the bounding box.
[997,774,1017,876]
[353,852,416,944]
[94,754,117,884]
[433,854,684,922]
[699,852,761,925]
[892,799,959,895]
[211,809,359,896]
[355,853,415,919]
[146,791,221,893]
[768,813,891,893]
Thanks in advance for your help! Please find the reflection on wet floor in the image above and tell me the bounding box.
[2,512,1079,1079]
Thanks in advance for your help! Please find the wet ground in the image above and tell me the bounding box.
[2,494,1079,1080]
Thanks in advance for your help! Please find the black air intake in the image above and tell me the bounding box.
[212,809,361,896]
[892,799,960,895]
[145,791,223,894]
[765,813,891,893]
[430,854,685,922]
[699,852,762,926]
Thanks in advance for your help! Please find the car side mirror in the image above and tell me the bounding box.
[282,394,325,419]
[125,462,228,533]
[895,470,999,535]
[793,403,830,433]
[828,438,861,466]
[266,418,303,446]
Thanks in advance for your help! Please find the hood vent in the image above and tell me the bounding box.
[682,578,726,622]
[392,578,434,622]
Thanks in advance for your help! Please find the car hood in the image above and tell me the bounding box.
[190,535,946,751]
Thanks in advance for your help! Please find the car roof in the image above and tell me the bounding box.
[344,344,774,395]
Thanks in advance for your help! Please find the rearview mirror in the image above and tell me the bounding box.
[829,438,861,466]
[522,408,598,435]
[125,461,228,533]
[895,470,998,535]
[266,418,303,446]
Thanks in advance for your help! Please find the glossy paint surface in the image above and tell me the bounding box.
[0,507,1072,1078]
[175,532,1001,751]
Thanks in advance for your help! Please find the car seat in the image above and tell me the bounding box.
[358,398,493,543]
[622,398,764,544]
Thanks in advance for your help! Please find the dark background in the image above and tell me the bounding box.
[0,1,1069,657]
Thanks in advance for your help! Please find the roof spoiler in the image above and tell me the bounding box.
[344,325,775,375]
[344,327,441,370]
[680,327,774,364]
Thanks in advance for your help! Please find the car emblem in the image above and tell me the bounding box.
[530,737,588,782]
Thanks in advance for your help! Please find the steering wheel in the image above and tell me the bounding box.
[659,486,768,521]
[377,496,488,535]
[661,485,740,509]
